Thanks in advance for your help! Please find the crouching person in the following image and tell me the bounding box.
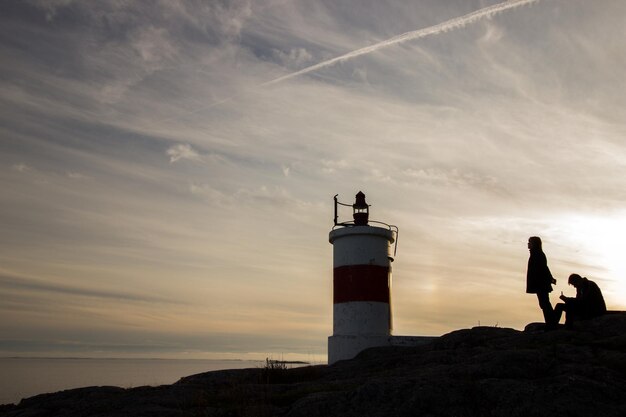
[554,274,607,328]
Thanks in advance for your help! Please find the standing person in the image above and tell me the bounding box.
[526,236,557,328]
[554,274,606,328]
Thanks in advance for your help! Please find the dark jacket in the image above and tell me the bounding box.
[526,250,553,294]
[570,278,607,318]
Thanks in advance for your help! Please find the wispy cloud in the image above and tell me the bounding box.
[0,272,179,305]
[166,143,201,163]
[65,171,91,180]
[11,163,31,173]
[402,168,498,188]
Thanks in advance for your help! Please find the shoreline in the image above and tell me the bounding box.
[2,314,624,416]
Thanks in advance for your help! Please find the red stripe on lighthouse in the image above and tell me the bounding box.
[333,265,390,304]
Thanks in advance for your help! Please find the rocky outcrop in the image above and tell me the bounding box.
[2,313,625,417]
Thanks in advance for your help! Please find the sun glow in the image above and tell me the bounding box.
[555,213,626,308]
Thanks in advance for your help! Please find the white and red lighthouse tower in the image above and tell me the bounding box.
[328,192,397,364]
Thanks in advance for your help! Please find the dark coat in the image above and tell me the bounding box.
[571,278,607,318]
[526,250,553,294]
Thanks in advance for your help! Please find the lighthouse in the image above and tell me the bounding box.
[328,192,397,364]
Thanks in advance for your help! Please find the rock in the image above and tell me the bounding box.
[524,322,546,332]
[2,313,626,417]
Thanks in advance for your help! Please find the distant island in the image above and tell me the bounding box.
[267,360,310,365]
[2,313,625,417]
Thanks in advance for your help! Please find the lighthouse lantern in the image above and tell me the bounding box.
[352,191,369,226]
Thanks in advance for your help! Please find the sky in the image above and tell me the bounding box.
[1,0,625,362]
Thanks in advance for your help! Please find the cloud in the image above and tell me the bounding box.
[65,171,91,180]
[273,47,314,69]
[188,183,232,206]
[27,0,75,22]
[166,143,201,163]
[11,163,32,173]
[320,159,349,174]
[131,26,178,66]
[402,168,498,188]
[0,272,179,304]
[478,21,505,44]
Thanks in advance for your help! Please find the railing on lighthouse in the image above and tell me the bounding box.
[328,192,399,364]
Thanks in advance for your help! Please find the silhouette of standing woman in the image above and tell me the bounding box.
[526,236,557,328]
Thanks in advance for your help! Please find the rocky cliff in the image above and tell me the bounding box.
[2,313,625,417]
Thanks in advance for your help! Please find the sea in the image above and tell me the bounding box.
[0,357,270,405]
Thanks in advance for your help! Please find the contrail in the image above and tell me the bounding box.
[170,0,538,118]
[263,0,539,86]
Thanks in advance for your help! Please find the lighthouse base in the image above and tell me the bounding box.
[328,334,436,365]
[328,335,389,365]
